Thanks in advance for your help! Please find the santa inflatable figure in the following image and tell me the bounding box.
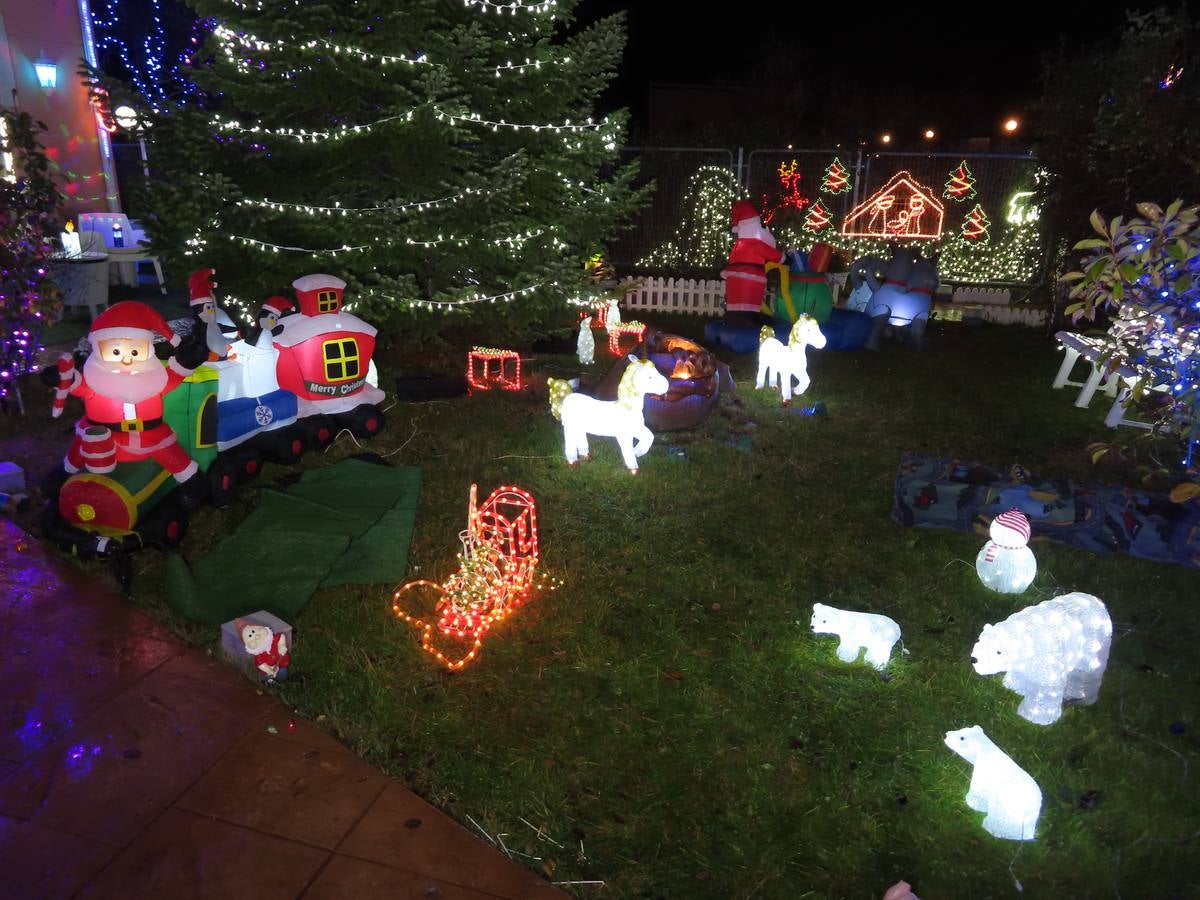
[188,267,229,360]
[51,302,208,502]
[721,200,785,326]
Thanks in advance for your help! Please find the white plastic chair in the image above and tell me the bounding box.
[77,212,166,293]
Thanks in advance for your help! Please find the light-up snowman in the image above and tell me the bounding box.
[975,508,1036,594]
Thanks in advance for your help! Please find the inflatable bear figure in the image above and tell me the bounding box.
[944,725,1041,841]
[971,592,1112,725]
[810,603,901,670]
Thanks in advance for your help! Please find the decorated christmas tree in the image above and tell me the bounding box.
[944,161,977,201]
[803,199,833,233]
[821,157,851,194]
[639,166,743,269]
[138,0,644,337]
[961,204,991,241]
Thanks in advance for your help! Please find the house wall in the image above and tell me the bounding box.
[0,0,119,217]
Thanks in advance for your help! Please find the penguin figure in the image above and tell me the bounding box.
[187,268,230,360]
[247,296,295,350]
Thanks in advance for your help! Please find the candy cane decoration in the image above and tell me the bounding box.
[51,354,79,419]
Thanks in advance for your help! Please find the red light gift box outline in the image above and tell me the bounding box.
[607,321,645,356]
[466,346,522,392]
[392,484,552,671]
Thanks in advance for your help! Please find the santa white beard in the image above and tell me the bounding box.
[734,217,777,246]
[83,351,169,404]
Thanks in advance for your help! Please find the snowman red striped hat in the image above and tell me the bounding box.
[989,508,1031,547]
[89,301,180,347]
[188,268,217,307]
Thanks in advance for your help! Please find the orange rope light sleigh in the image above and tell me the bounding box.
[391,484,553,670]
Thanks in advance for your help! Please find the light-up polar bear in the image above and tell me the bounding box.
[944,725,1041,841]
[970,592,1112,725]
[810,603,901,670]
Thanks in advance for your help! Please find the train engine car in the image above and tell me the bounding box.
[43,273,387,579]
[272,274,386,437]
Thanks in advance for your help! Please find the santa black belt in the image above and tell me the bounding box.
[91,417,163,433]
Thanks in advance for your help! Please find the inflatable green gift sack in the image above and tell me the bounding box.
[764,244,834,324]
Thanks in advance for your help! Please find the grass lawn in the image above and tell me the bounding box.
[5,319,1199,898]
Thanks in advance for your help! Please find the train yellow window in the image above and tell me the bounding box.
[317,289,340,312]
[322,338,360,382]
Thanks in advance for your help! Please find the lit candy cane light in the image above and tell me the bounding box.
[392,484,552,671]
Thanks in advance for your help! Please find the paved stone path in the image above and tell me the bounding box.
[0,519,565,900]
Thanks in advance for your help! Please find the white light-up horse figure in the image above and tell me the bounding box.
[755,315,827,402]
[548,355,669,473]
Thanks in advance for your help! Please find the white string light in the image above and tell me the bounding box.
[221,227,555,257]
[463,0,557,13]
[213,24,566,77]
[234,186,489,217]
[212,108,610,143]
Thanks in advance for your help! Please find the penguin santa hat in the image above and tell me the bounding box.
[188,268,218,308]
[260,296,295,318]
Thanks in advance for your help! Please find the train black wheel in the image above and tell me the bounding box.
[303,415,338,451]
[235,447,264,484]
[256,427,307,464]
[207,456,240,508]
[346,405,385,440]
[137,497,189,550]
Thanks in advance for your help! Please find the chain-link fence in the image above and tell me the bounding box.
[610,146,1045,287]
[606,147,736,273]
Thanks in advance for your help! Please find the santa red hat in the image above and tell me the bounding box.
[261,296,294,317]
[89,301,180,347]
[731,200,760,227]
[188,268,217,307]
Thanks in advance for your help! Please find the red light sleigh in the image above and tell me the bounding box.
[391,484,545,670]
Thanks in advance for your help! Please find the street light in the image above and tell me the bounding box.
[881,133,892,145]
[1003,117,1020,133]
[112,105,149,177]
[923,128,936,140]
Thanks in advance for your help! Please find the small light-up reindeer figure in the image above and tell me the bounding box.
[392,484,543,670]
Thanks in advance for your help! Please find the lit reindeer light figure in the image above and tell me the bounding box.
[391,484,547,671]
[756,315,827,403]
[548,355,669,473]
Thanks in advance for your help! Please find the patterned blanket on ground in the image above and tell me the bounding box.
[892,453,1200,569]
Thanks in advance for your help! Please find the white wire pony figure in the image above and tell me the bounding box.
[756,315,827,403]
[548,355,669,473]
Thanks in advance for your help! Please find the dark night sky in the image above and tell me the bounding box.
[573,1,1164,141]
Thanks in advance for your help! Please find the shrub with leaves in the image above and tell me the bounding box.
[1062,201,1200,494]
[0,109,63,410]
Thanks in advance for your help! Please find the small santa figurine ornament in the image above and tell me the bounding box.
[235,619,290,682]
[188,268,229,360]
[51,302,208,503]
[721,200,785,326]
[976,508,1037,594]
[247,295,294,350]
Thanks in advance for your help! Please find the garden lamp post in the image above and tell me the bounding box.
[113,105,149,178]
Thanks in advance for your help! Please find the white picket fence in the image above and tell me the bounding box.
[620,273,850,316]
[621,276,725,316]
[621,275,1046,326]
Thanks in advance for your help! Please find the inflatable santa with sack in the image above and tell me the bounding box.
[51,302,209,503]
[721,200,785,326]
